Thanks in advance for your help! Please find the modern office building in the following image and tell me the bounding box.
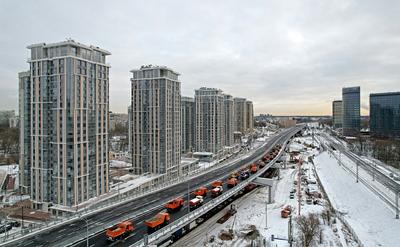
[342,86,360,137]
[130,65,181,178]
[195,87,225,155]
[19,40,110,211]
[223,94,234,147]
[246,100,254,132]
[181,96,195,154]
[233,98,247,134]
[332,100,343,129]
[370,92,400,138]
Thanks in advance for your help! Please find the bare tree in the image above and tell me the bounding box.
[296,213,321,247]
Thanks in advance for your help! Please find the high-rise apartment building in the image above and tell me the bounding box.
[130,65,181,178]
[224,94,234,146]
[19,40,110,210]
[370,92,400,138]
[233,98,247,134]
[128,105,132,152]
[181,97,195,154]
[342,86,360,137]
[19,71,31,195]
[195,87,225,154]
[233,98,254,134]
[246,100,254,132]
[332,100,343,129]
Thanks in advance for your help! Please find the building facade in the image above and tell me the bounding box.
[233,98,254,134]
[19,72,31,195]
[128,105,132,152]
[233,98,247,134]
[370,92,400,138]
[342,86,360,137]
[332,100,343,129]
[130,65,181,178]
[19,40,110,210]
[245,100,254,132]
[181,96,195,154]
[195,87,225,155]
[223,94,234,147]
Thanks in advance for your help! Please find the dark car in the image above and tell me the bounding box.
[0,224,12,234]
[240,171,250,180]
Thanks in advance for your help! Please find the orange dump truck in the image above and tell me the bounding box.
[144,212,170,232]
[211,180,223,188]
[211,186,223,197]
[192,187,208,197]
[165,198,184,212]
[227,177,238,188]
[250,164,258,173]
[105,221,134,241]
[280,205,293,218]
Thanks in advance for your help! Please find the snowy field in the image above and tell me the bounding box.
[174,136,355,247]
[314,152,400,246]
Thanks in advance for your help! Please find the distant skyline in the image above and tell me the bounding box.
[1,0,399,115]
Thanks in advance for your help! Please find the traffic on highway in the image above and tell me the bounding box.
[7,126,302,247]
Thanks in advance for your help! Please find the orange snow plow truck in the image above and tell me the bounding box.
[165,198,184,212]
[144,212,170,232]
[192,187,208,197]
[106,221,134,242]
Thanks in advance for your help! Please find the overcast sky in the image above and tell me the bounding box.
[1,0,399,115]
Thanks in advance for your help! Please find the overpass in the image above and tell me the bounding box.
[4,126,303,247]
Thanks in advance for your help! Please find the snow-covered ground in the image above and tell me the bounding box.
[174,137,354,247]
[314,152,400,246]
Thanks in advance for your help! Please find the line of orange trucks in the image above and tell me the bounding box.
[105,144,282,241]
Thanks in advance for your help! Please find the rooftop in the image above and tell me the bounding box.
[27,39,111,55]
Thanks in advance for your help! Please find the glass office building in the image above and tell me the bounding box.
[342,87,360,136]
[370,92,400,138]
[332,100,343,129]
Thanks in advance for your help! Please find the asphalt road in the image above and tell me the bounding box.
[8,127,301,247]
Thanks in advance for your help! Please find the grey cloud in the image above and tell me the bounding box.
[1,0,399,115]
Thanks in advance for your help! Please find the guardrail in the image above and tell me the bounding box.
[0,137,272,245]
[130,136,292,247]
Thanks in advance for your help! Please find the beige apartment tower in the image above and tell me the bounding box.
[19,40,110,210]
[224,94,235,146]
[195,87,225,155]
[130,65,181,178]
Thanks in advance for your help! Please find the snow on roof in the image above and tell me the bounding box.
[110,160,132,168]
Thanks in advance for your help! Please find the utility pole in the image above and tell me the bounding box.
[265,198,268,229]
[297,159,302,216]
[356,162,359,183]
[396,192,399,219]
[187,179,190,214]
[288,215,293,247]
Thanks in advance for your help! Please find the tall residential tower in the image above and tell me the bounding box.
[195,87,225,155]
[19,40,110,211]
[130,65,181,178]
[181,96,195,154]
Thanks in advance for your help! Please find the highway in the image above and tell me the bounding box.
[7,126,302,247]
